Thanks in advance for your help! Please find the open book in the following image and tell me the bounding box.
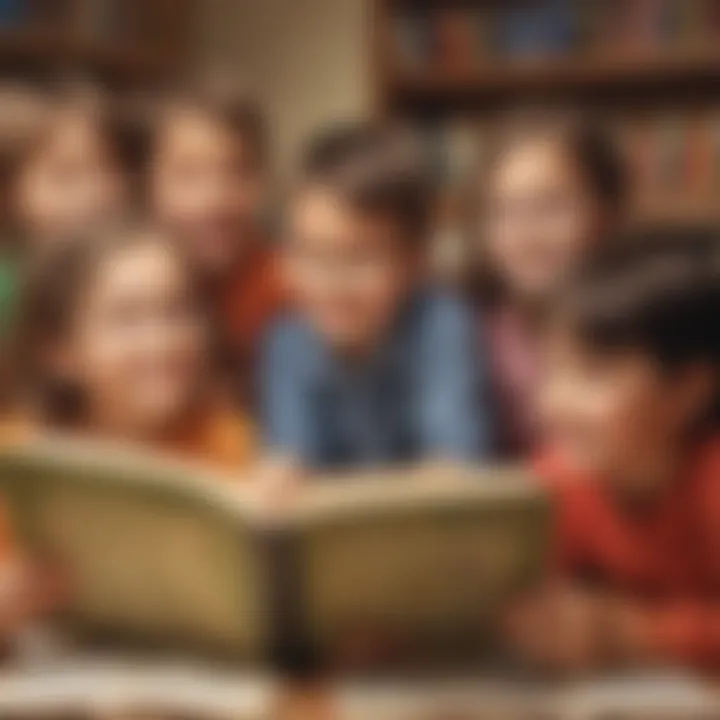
[0,438,550,670]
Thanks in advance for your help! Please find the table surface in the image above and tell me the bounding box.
[0,659,718,719]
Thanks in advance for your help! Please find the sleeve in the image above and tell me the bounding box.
[416,295,491,461]
[634,603,720,668]
[0,500,14,564]
[259,320,316,463]
[637,452,720,668]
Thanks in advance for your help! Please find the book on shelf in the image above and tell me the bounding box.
[653,114,687,193]
[618,109,720,220]
[391,5,487,74]
[0,0,27,29]
[26,0,74,29]
[0,436,550,672]
[490,0,579,62]
[73,0,125,42]
[710,112,720,190]
[433,6,481,74]
[415,119,483,192]
[684,115,715,196]
[390,5,433,72]
[387,0,720,80]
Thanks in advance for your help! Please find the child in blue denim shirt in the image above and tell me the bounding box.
[260,124,491,472]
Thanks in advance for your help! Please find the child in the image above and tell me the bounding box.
[475,112,627,457]
[507,227,720,673]
[149,81,284,391]
[12,220,255,469]
[0,221,256,652]
[8,85,128,249]
[261,123,490,472]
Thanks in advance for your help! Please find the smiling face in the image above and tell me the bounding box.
[284,185,416,355]
[151,108,265,279]
[483,141,604,305]
[15,109,126,247]
[60,235,208,439]
[537,322,716,495]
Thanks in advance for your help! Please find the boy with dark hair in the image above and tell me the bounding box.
[508,227,720,672]
[260,123,491,471]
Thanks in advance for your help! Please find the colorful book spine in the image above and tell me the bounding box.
[433,6,477,73]
[0,0,26,28]
[392,7,433,72]
[492,1,579,60]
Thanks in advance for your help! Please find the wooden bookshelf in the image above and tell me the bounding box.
[385,51,720,111]
[0,0,196,86]
[373,0,720,224]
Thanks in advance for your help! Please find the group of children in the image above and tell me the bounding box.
[0,80,718,676]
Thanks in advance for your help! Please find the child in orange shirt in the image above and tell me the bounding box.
[0,220,256,647]
[12,220,255,468]
[507,227,720,673]
[148,81,284,394]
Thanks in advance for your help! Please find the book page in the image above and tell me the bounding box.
[298,499,547,661]
[0,441,267,659]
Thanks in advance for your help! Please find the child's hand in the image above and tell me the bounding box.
[0,555,71,640]
[246,455,306,515]
[505,582,609,675]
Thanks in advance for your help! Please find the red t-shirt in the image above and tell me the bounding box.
[220,244,285,372]
[535,436,720,669]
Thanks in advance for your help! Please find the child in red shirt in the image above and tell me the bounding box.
[148,80,284,395]
[507,227,720,674]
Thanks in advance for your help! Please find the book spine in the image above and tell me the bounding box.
[0,0,26,28]
[434,6,476,74]
[391,6,432,73]
[261,527,319,676]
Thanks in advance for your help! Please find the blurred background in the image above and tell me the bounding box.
[0,3,719,717]
[2,0,719,209]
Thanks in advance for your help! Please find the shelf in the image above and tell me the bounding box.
[631,195,720,225]
[0,29,174,83]
[385,52,720,110]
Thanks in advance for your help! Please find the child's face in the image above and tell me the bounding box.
[285,187,415,354]
[16,111,125,246]
[538,327,713,494]
[151,110,264,278]
[65,238,206,438]
[484,142,602,303]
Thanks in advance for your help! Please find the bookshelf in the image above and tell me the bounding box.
[386,52,720,110]
[373,0,720,223]
[0,0,195,86]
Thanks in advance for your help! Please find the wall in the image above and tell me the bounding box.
[196,0,372,180]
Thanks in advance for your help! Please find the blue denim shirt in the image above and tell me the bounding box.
[260,291,490,470]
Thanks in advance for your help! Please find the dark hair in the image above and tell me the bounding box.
[468,110,628,305]
[559,224,720,427]
[151,75,267,171]
[301,122,432,244]
[485,110,628,212]
[1,82,134,185]
[12,220,200,426]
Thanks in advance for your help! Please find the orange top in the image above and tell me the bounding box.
[160,403,256,471]
[220,244,285,373]
[535,436,720,669]
[0,406,256,562]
